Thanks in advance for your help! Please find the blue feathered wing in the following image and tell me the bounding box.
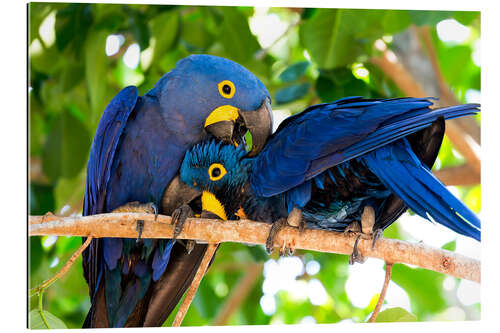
[249,97,480,240]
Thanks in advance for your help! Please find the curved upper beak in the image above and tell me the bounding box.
[204,97,273,156]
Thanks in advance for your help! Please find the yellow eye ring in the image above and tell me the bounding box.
[218,80,235,99]
[208,163,227,181]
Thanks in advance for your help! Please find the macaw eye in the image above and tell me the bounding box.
[218,80,235,99]
[208,163,227,181]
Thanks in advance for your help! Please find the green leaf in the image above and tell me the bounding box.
[453,11,480,26]
[375,307,417,322]
[408,10,454,26]
[60,62,85,92]
[391,264,447,317]
[279,61,310,82]
[129,8,151,50]
[92,3,128,31]
[151,10,180,62]
[30,183,55,215]
[55,4,94,58]
[29,237,44,277]
[180,12,214,52]
[275,83,311,105]
[84,28,109,126]
[382,10,412,34]
[29,309,68,329]
[301,8,317,20]
[438,45,473,88]
[54,171,85,212]
[42,111,91,181]
[29,3,54,44]
[246,245,268,262]
[30,44,63,76]
[300,9,384,69]
[464,185,481,213]
[441,240,457,252]
[218,6,260,65]
[316,68,370,103]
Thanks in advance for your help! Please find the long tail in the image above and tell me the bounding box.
[363,139,480,241]
[344,103,480,160]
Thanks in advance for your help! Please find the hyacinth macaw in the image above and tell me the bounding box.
[82,54,272,327]
[180,97,480,259]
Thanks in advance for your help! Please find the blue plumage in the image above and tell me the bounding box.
[82,54,272,327]
[180,97,480,244]
[363,140,480,240]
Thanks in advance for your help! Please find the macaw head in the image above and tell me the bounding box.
[180,140,253,220]
[149,54,273,157]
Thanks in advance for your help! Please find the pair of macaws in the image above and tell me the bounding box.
[82,54,480,327]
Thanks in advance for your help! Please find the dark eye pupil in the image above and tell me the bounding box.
[212,168,221,178]
[222,84,231,94]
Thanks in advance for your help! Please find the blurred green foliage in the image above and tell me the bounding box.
[29,3,480,328]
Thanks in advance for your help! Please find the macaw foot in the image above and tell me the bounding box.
[111,201,158,243]
[349,235,366,264]
[266,208,304,255]
[176,239,196,254]
[171,204,197,253]
[347,205,376,265]
[266,217,287,255]
[171,204,194,239]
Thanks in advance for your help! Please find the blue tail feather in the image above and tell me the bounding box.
[363,139,480,241]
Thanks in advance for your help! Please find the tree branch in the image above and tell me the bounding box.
[29,213,480,283]
[370,36,481,176]
[433,164,480,186]
[213,262,264,325]
[30,236,93,297]
[172,243,218,327]
[367,262,393,323]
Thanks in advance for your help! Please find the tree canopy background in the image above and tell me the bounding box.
[28,3,481,328]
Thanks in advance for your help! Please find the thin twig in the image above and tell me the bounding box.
[30,236,94,297]
[29,213,481,282]
[38,291,49,328]
[213,262,264,325]
[368,262,393,323]
[172,243,219,327]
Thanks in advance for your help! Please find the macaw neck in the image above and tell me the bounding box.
[239,182,288,223]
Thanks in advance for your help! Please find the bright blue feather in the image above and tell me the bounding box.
[251,97,479,198]
[363,140,480,240]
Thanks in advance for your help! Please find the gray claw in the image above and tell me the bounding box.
[152,203,159,221]
[136,220,144,244]
[371,229,383,250]
[171,204,193,239]
[349,235,366,265]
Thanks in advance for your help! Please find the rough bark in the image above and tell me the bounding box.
[30,213,480,283]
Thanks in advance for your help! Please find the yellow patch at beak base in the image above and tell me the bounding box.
[204,105,239,127]
[201,191,227,220]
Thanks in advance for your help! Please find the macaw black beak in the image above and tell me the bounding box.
[161,175,201,215]
[204,97,273,156]
[238,97,273,157]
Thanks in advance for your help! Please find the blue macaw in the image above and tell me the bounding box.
[82,54,272,327]
[180,97,480,259]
